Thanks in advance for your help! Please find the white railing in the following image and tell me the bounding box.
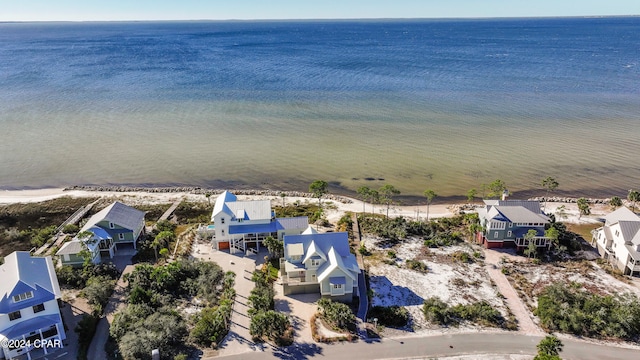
[515,237,551,247]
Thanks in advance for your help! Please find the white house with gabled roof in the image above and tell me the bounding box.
[208,191,309,254]
[281,229,360,302]
[591,206,640,276]
[0,252,66,360]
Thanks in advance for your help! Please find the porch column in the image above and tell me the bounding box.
[39,329,47,355]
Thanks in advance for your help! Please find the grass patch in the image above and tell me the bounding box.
[406,259,428,273]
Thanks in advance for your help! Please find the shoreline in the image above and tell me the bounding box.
[0,184,618,206]
[0,185,617,226]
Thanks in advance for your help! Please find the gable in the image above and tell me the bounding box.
[82,201,145,233]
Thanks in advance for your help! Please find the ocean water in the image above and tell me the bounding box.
[0,18,639,199]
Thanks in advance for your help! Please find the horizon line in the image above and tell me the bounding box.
[1,14,639,24]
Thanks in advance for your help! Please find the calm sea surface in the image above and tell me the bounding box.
[1,18,639,199]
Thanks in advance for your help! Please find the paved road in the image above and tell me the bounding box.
[213,332,639,360]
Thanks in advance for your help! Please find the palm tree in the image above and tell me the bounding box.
[541,177,559,210]
[205,192,212,206]
[423,189,437,221]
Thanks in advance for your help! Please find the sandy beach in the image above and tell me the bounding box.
[0,187,610,226]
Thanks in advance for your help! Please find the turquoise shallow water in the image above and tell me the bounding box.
[1,19,639,198]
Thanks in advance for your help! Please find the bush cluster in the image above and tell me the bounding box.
[422,297,505,328]
[405,259,429,273]
[535,282,640,340]
[248,269,292,346]
[317,298,356,332]
[56,263,120,288]
[358,213,477,244]
[111,259,231,358]
[368,305,409,327]
[190,272,236,347]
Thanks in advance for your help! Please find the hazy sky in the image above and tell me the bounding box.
[2,0,639,21]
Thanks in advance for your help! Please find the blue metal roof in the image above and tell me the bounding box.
[89,226,111,240]
[2,314,62,339]
[329,276,346,285]
[228,223,276,235]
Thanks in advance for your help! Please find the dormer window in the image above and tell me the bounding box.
[311,258,321,266]
[13,291,34,303]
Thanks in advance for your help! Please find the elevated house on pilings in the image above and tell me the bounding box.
[591,206,640,276]
[207,191,309,254]
[477,199,552,251]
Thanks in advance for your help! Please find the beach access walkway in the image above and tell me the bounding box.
[87,251,136,360]
[483,248,544,335]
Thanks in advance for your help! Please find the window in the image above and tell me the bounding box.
[8,311,21,321]
[494,231,498,238]
[311,259,321,266]
[291,255,301,262]
[109,222,115,229]
[333,284,342,289]
[33,303,45,313]
[221,229,225,235]
[508,222,513,228]
[507,231,512,237]
[221,218,225,224]
[118,233,124,240]
[13,291,33,303]
[615,230,620,237]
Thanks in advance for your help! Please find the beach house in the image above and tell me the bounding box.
[56,201,145,266]
[591,207,640,276]
[477,200,551,250]
[208,191,309,254]
[0,252,66,360]
[280,229,360,302]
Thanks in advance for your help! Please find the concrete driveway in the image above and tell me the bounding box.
[274,289,320,344]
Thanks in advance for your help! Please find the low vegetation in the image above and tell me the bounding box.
[110,259,233,358]
[535,282,640,341]
[422,296,513,329]
[248,266,293,346]
[0,196,99,256]
[317,298,357,333]
[76,314,99,360]
[358,213,478,245]
[368,305,410,327]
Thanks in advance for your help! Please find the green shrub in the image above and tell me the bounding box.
[75,314,99,360]
[368,305,409,327]
[62,224,79,234]
[406,259,428,273]
[535,282,640,340]
[317,298,356,332]
[423,297,505,328]
[249,310,292,345]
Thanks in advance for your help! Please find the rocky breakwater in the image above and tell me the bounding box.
[529,196,612,204]
[64,185,353,204]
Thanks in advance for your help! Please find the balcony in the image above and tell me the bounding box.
[515,237,551,248]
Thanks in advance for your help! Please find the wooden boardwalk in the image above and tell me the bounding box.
[158,199,182,222]
[34,199,100,256]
